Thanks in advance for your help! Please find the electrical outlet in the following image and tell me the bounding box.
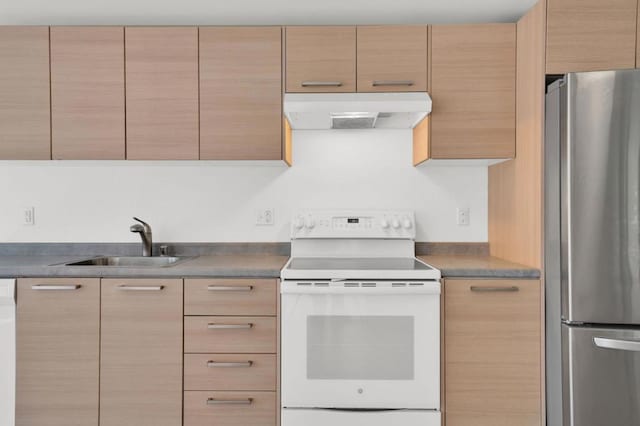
[256,208,275,226]
[456,207,470,226]
[23,207,35,226]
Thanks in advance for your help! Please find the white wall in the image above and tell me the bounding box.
[0,130,487,243]
[0,0,537,25]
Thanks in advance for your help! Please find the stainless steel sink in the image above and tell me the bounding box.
[63,256,194,268]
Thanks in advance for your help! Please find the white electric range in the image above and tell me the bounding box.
[280,210,441,426]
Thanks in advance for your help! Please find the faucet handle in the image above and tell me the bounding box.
[132,217,152,233]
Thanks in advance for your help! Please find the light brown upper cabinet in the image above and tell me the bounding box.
[430,24,516,159]
[357,26,428,92]
[637,2,640,68]
[285,26,356,93]
[0,27,50,160]
[16,278,100,426]
[50,27,125,160]
[125,27,199,160]
[546,0,638,74]
[100,279,183,426]
[445,279,541,426]
[200,27,282,160]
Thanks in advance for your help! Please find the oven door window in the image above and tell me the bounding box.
[306,315,414,380]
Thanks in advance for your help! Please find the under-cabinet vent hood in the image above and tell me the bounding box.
[284,92,432,130]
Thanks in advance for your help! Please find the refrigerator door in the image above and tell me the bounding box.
[563,325,640,426]
[562,70,640,324]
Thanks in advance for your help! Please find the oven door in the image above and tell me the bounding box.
[280,281,440,410]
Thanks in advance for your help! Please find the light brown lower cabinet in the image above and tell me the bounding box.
[184,391,277,426]
[16,278,100,426]
[444,279,541,426]
[100,278,183,426]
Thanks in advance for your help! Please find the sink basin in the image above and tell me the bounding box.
[63,256,194,268]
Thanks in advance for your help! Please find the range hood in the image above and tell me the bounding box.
[284,92,432,130]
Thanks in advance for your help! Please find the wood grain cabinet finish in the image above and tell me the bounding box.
[184,354,277,391]
[100,279,183,426]
[444,279,541,426]
[50,27,125,159]
[546,0,638,74]
[200,27,282,160]
[430,24,516,159]
[185,316,277,354]
[184,391,277,426]
[185,278,277,316]
[125,27,199,159]
[285,26,356,93]
[0,27,50,160]
[356,25,428,92]
[16,278,100,426]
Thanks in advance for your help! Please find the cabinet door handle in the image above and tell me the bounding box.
[594,337,640,352]
[470,286,520,293]
[372,80,414,87]
[31,284,81,291]
[117,285,164,291]
[207,398,253,405]
[207,323,253,330]
[301,81,343,87]
[207,285,253,292]
[207,361,253,368]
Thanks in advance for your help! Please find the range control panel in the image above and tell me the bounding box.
[291,210,415,239]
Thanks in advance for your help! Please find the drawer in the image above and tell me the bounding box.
[185,279,276,316]
[184,354,276,391]
[184,316,277,353]
[184,391,276,426]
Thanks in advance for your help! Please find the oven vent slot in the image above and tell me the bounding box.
[361,282,377,287]
[297,282,312,286]
[314,282,329,287]
[409,282,425,286]
[344,282,360,287]
[392,282,407,287]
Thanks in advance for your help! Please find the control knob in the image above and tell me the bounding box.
[380,219,390,229]
[392,218,401,229]
[305,217,316,229]
[402,217,413,229]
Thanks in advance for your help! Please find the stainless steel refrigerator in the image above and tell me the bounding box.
[546,69,640,426]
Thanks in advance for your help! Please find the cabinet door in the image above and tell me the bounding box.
[51,27,125,159]
[430,24,516,159]
[546,0,637,74]
[200,27,282,160]
[100,279,183,426]
[125,27,199,159]
[285,26,356,93]
[16,278,100,426]
[444,279,541,426]
[356,25,427,92]
[0,27,50,160]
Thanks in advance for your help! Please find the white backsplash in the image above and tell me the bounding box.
[0,130,488,242]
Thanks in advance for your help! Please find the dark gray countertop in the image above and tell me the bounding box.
[419,255,540,279]
[0,254,289,278]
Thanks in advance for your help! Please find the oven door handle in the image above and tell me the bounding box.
[280,285,440,295]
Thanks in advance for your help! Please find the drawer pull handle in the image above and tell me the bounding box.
[207,398,253,406]
[31,284,81,291]
[118,285,164,291]
[470,286,519,293]
[207,323,253,330]
[372,80,414,87]
[301,81,343,87]
[207,361,253,368]
[207,285,253,292]
[594,337,640,352]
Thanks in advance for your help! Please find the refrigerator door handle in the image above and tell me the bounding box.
[593,337,640,352]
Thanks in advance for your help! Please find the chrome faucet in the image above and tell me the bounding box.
[130,217,153,257]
